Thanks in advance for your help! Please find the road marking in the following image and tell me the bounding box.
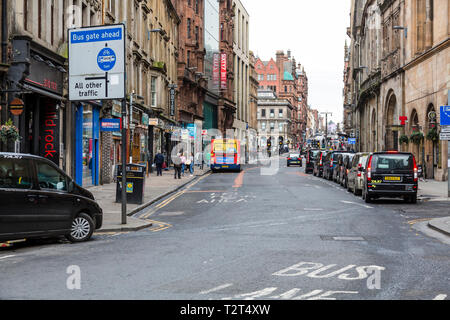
[341,200,374,209]
[269,288,301,300]
[433,294,447,300]
[407,218,432,225]
[0,255,16,260]
[199,283,233,295]
[304,208,324,211]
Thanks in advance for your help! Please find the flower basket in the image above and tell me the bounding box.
[410,131,424,145]
[0,119,20,145]
[426,127,439,142]
[399,134,409,145]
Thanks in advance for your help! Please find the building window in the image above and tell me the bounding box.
[270,110,275,118]
[195,26,199,42]
[195,0,200,14]
[187,19,191,39]
[261,109,266,118]
[261,122,266,131]
[270,122,275,131]
[279,109,283,118]
[151,77,157,107]
[187,51,191,67]
[220,23,224,41]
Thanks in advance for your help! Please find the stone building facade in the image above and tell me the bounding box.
[348,0,449,181]
[232,0,250,146]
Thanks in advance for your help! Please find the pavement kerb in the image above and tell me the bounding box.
[126,169,212,217]
[96,221,154,233]
[428,219,450,237]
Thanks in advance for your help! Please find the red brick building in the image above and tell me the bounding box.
[254,50,309,146]
[218,0,236,133]
[173,0,207,126]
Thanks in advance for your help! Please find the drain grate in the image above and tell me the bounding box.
[321,236,367,241]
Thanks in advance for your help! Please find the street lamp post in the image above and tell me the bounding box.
[320,112,333,149]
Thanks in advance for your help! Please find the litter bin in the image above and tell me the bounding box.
[116,163,146,205]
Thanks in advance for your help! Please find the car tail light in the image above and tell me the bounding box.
[367,155,373,182]
[288,158,291,160]
[357,164,362,177]
[319,154,323,166]
[413,156,418,182]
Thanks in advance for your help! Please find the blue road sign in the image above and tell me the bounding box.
[348,138,357,145]
[97,48,117,71]
[440,106,450,126]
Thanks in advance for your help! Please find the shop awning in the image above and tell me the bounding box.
[23,83,65,101]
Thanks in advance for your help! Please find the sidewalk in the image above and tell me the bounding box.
[417,179,450,237]
[418,179,449,201]
[88,166,210,232]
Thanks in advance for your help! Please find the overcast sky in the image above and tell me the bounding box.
[244,0,351,123]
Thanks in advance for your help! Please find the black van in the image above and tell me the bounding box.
[362,152,419,203]
[0,153,103,242]
[305,149,321,174]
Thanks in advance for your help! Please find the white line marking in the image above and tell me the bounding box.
[304,208,324,211]
[0,255,16,260]
[341,200,374,209]
[199,283,233,295]
[433,294,447,300]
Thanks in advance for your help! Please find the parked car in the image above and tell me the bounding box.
[347,153,371,196]
[340,154,355,188]
[362,151,419,203]
[323,151,350,181]
[0,153,103,243]
[332,154,345,183]
[305,149,321,174]
[287,153,303,167]
[313,151,327,177]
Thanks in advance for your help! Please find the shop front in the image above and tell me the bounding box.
[75,102,101,187]
[18,45,66,170]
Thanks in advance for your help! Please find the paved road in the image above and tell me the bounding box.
[1,157,449,300]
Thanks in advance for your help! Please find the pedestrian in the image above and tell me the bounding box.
[180,152,187,176]
[172,152,182,179]
[188,152,194,176]
[154,151,165,177]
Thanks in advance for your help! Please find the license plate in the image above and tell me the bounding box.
[385,176,401,181]
[222,166,229,168]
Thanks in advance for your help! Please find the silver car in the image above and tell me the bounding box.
[347,153,371,196]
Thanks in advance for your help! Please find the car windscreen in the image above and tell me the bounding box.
[290,154,300,158]
[372,154,413,172]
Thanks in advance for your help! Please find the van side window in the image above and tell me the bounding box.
[0,158,32,190]
[37,162,68,191]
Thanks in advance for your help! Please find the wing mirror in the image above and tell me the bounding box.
[68,180,75,193]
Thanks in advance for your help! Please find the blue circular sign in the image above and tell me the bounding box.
[97,48,116,71]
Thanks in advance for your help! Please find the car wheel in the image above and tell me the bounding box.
[66,213,95,243]
[364,191,372,203]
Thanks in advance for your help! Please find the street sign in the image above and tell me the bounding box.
[440,132,450,141]
[68,24,126,101]
[440,106,450,126]
[441,126,450,133]
[348,138,356,145]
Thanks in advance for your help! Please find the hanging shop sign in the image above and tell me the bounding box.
[220,53,227,90]
[9,98,24,116]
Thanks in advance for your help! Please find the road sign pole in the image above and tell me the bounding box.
[121,98,127,224]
